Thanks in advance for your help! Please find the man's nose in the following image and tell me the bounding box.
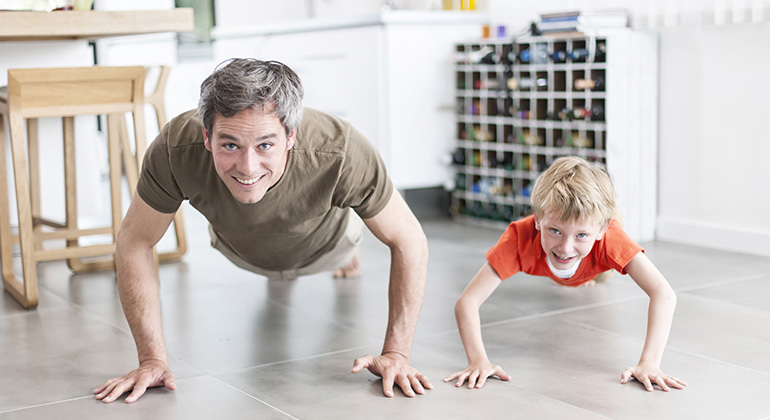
[236,148,260,174]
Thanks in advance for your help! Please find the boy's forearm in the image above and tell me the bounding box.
[455,299,490,364]
[638,289,677,367]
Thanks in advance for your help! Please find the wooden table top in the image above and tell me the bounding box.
[0,8,194,41]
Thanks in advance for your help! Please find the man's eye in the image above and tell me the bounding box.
[224,143,238,151]
[258,143,272,151]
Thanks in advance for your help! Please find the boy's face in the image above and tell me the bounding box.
[534,212,608,270]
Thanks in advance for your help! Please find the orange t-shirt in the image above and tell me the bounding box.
[485,215,643,287]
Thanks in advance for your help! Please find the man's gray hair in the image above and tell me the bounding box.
[198,58,304,135]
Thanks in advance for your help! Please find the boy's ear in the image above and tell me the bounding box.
[533,214,540,231]
[596,221,610,240]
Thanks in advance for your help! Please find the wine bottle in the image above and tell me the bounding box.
[507,77,548,90]
[574,75,605,91]
[569,48,590,61]
[551,50,568,63]
[590,103,605,121]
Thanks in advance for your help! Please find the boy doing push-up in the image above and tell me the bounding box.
[445,156,686,392]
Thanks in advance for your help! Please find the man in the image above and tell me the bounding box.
[94,59,432,403]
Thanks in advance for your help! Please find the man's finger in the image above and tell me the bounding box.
[381,374,395,398]
[408,374,425,395]
[351,356,373,374]
[397,375,415,397]
[124,384,148,404]
[416,372,433,389]
[163,373,178,391]
[102,381,132,404]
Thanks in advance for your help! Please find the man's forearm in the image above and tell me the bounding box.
[381,240,428,358]
[117,246,168,364]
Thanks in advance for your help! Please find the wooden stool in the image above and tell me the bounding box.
[119,66,187,263]
[0,66,147,309]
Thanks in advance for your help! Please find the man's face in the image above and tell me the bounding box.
[203,106,295,204]
[534,212,608,270]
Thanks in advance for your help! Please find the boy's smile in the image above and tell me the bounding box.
[534,213,608,271]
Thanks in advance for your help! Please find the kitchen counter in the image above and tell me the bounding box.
[212,9,488,39]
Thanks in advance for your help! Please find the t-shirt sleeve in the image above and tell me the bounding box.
[333,124,394,219]
[485,224,522,280]
[136,128,185,214]
[599,219,644,274]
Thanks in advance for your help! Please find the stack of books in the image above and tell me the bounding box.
[539,9,629,34]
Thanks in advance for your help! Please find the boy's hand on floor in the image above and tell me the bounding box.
[620,364,687,392]
[443,362,511,389]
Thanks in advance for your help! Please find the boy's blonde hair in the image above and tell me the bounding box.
[530,156,616,226]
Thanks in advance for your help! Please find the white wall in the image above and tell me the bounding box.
[209,0,770,256]
[481,0,770,256]
[656,23,770,256]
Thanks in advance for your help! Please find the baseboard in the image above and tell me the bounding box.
[656,217,770,257]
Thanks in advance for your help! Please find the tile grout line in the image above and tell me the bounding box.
[673,271,770,293]
[212,376,301,420]
[0,395,94,415]
[480,295,646,329]
[559,317,770,378]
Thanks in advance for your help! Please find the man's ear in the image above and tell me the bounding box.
[287,128,297,150]
[203,126,212,152]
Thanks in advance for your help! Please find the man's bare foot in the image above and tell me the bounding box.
[333,249,360,278]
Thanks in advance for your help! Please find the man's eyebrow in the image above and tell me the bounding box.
[217,132,278,142]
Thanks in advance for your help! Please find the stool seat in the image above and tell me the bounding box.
[0,66,184,309]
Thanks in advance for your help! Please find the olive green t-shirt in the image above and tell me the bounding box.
[136,107,394,271]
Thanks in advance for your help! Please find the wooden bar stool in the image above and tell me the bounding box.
[0,66,147,309]
[120,66,187,263]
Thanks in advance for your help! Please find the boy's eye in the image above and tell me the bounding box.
[576,233,588,239]
[549,228,560,235]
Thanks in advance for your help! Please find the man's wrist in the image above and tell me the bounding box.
[381,350,409,361]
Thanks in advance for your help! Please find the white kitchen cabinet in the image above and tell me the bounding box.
[214,11,487,190]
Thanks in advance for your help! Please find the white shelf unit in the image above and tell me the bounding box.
[450,30,658,242]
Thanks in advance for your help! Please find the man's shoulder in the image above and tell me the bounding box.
[295,107,356,154]
[163,109,205,149]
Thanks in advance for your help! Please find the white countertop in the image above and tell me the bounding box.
[212,10,489,39]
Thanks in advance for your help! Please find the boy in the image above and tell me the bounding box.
[444,156,686,392]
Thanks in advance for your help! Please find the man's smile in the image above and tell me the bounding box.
[234,174,264,185]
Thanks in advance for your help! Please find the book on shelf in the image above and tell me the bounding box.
[539,9,628,34]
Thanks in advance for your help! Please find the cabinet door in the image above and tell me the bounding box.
[385,24,480,190]
[258,27,384,153]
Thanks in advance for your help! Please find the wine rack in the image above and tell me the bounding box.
[450,31,659,241]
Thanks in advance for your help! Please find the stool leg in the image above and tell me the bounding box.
[106,115,122,245]
[27,118,44,250]
[65,117,115,273]
[63,116,82,272]
[0,116,18,287]
[6,112,39,308]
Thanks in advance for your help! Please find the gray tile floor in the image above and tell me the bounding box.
[2,203,770,419]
